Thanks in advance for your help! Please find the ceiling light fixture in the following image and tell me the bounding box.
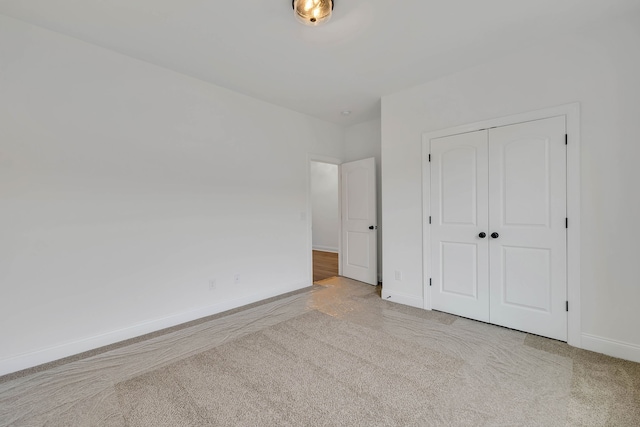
[292,0,334,27]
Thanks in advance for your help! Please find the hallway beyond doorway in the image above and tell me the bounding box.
[313,250,338,282]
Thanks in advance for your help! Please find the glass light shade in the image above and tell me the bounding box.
[293,0,333,26]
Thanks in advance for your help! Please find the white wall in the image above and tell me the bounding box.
[310,162,339,252]
[0,15,344,374]
[344,118,382,281]
[381,13,640,359]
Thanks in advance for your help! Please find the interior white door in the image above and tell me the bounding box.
[341,157,377,285]
[430,131,490,322]
[488,117,567,340]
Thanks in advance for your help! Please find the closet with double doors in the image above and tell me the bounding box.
[428,116,567,341]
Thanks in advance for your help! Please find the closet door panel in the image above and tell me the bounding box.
[488,116,567,341]
[430,130,490,322]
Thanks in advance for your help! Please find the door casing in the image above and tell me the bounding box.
[307,155,379,286]
[422,103,581,347]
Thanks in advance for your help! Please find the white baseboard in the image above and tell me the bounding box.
[0,281,309,377]
[312,246,339,253]
[581,333,640,363]
[381,290,424,309]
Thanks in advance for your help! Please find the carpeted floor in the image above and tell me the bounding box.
[1,277,639,426]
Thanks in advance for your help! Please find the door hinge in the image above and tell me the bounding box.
[566,218,568,229]
[565,134,568,145]
[566,301,569,312]
[429,278,432,287]
[428,154,431,162]
[429,216,432,224]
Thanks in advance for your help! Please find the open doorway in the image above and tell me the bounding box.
[310,161,340,283]
[308,156,379,286]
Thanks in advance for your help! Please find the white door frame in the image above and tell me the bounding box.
[422,103,581,347]
[307,155,343,284]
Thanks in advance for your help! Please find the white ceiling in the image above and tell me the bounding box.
[1,0,638,125]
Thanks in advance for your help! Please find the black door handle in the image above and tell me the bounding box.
[369,226,377,230]
[479,232,486,238]
[491,232,499,239]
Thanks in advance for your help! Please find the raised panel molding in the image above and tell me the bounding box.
[502,138,550,227]
[441,242,478,298]
[441,146,478,225]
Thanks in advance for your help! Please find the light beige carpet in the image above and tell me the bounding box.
[1,277,639,426]
[116,309,566,426]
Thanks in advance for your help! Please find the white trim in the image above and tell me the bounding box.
[308,154,343,165]
[582,333,640,363]
[381,290,424,309]
[565,104,581,348]
[0,281,310,376]
[421,104,580,140]
[421,103,581,346]
[421,137,432,311]
[307,155,343,284]
[312,246,339,253]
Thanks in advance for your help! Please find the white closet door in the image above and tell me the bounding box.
[488,117,567,341]
[431,131,490,322]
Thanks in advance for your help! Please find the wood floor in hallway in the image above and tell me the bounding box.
[313,250,338,282]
